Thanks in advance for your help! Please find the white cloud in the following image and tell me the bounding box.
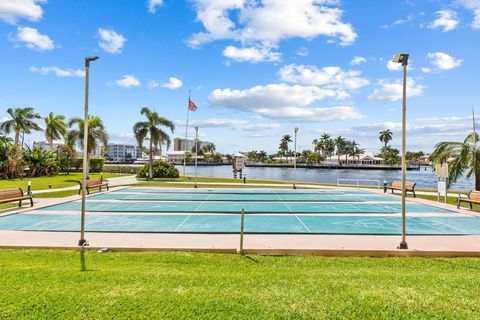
[11,26,54,51]
[426,52,462,70]
[98,28,126,54]
[29,66,85,77]
[188,0,357,51]
[0,0,45,24]
[279,64,369,92]
[296,47,309,57]
[369,78,425,101]
[161,77,183,89]
[223,45,280,63]
[114,75,141,88]
[457,0,480,29]
[428,10,459,32]
[147,0,163,13]
[381,13,418,29]
[386,60,402,71]
[176,118,281,131]
[421,67,431,73]
[208,83,365,122]
[350,56,366,66]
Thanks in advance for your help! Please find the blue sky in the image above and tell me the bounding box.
[0,0,479,154]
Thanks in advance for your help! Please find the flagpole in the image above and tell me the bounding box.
[183,90,191,177]
[473,109,477,190]
[194,125,199,188]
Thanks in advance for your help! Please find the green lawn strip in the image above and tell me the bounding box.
[416,194,480,211]
[0,172,128,191]
[33,190,80,198]
[0,250,479,319]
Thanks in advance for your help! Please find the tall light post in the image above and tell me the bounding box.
[293,127,298,189]
[79,56,99,247]
[392,53,409,250]
[194,125,199,188]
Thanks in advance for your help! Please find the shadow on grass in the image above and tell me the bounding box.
[80,247,87,272]
[242,255,259,264]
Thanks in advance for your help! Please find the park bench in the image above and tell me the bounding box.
[384,181,416,198]
[457,190,480,209]
[0,188,33,207]
[78,178,109,195]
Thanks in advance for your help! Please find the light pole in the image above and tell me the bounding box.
[79,56,99,247]
[194,125,198,188]
[392,53,409,250]
[293,127,298,189]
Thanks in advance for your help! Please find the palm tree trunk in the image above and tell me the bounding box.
[14,130,20,147]
[148,138,153,180]
[476,171,480,191]
[86,152,91,178]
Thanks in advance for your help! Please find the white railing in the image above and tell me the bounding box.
[337,179,381,189]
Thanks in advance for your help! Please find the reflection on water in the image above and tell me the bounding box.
[176,165,473,190]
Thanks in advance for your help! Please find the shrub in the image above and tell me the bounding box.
[137,160,179,179]
[23,147,59,177]
[73,158,83,171]
[103,165,141,174]
[71,157,105,172]
[89,158,105,172]
[57,145,76,174]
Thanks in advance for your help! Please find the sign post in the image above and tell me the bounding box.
[435,163,449,203]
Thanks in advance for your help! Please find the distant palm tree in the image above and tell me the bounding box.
[0,107,42,147]
[379,129,393,150]
[334,136,346,163]
[431,132,480,189]
[67,116,108,175]
[202,143,216,154]
[133,107,175,179]
[44,112,67,148]
[279,134,292,162]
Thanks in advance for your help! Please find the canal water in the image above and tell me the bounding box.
[175,165,474,190]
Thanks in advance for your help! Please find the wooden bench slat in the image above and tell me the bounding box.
[384,181,416,197]
[78,178,109,195]
[0,188,33,207]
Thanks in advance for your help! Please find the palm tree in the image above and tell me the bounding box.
[133,107,175,179]
[334,136,346,164]
[379,129,393,150]
[67,116,108,175]
[44,112,67,148]
[280,134,292,162]
[202,143,216,155]
[431,132,480,189]
[0,107,42,147]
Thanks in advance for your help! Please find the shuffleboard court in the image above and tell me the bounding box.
[89,192,396,202]
[1,213,480,235]
[1,187,478,235]
[38,201,451,214]
[122,187,375,195]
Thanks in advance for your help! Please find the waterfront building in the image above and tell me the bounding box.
[107,143,143,162]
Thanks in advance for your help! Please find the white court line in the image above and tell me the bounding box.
[276,195,312,233]
[174,215,192,231]
[193,194,212,212]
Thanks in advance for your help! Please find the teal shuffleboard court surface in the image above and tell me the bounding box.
[89,192,395,202]
[123,187,375,195]
[0,213,480,235]
[38,201,452,214]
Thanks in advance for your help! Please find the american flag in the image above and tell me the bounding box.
[188,99,198,112]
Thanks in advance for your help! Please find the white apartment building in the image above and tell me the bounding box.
[106,143,142,162]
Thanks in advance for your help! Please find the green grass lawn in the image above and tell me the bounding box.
[0,250,479,319]
[0,172,128,191]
